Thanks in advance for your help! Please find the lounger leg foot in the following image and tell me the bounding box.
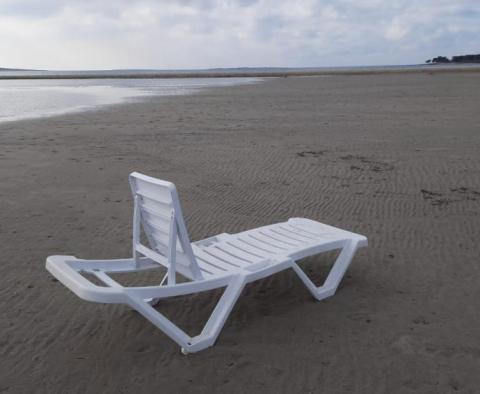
[311,287,336,301]
[292,240,359,300]
[181,347,189,355]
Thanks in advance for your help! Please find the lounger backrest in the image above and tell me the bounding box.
[129,172,203,281]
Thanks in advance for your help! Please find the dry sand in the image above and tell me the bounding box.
[1,72,480,393]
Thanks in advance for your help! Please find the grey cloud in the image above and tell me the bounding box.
[0,0,63,17]
[0,0,478,69]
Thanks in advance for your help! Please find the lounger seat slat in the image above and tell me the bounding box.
[212,243,257,264]
[46,172,367,354]
[200,249,241,268]
[284,224,326,240]
[199,266,214,276]
[234,236,278,255]
[265,226,309,243]
[202,246,251,268]
[270,226,315,243]
[278,224,320,241]
[193,254,231,275]
[258,228,302,247]
[224,240,270,259]
[247,232,291,250]
[193,247,241,271]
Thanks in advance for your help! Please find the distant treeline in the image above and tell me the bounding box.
[426,54,480,64]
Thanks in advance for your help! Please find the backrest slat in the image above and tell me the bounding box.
[129,172,203,281]
[139,202,173,223]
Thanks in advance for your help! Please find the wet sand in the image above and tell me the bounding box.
[1,73,480,393]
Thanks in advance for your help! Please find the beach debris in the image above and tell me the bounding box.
[296,150,326,157]
[341,154,394,172]
[421,187,479,206]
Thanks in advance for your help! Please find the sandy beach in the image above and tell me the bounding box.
[1,72,480,393]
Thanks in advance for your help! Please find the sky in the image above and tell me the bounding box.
[0,0,479,70]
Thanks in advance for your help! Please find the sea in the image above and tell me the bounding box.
[1,64,477,123]
[0,72,260,123]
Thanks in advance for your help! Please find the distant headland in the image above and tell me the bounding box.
[0,67,33,72]
[1,64,480,80]
[426,53,480,64]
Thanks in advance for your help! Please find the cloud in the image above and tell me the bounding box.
[0,0,478,69]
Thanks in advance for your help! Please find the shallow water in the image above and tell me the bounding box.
[0,77,260,123]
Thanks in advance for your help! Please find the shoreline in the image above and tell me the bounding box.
[1,64,480,80]
[0,77,261,124]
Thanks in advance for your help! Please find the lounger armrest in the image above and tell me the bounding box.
[46,255,124,303]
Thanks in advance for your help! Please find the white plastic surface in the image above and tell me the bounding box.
[46,173,367,353]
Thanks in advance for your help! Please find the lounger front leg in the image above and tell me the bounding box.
[292,239,360,301]
[125,275,246,354]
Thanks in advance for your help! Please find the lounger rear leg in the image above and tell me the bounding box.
[292,240,360,301]
[126,276,246,354]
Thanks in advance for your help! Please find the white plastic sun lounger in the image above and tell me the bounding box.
[46,172,367,354]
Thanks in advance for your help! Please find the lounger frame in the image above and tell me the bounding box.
[46,172,367,354]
